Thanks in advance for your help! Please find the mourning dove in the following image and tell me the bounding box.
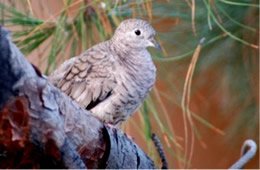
[48,19,161,127]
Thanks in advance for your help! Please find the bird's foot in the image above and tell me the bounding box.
[106,123,117,131]
[125,133,135,142]
[106,124,135,141]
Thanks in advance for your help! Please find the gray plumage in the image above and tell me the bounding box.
[48,19,160,127]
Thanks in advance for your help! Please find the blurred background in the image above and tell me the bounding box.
[0,0,259,168]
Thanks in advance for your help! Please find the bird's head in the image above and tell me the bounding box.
[112,19,161,51]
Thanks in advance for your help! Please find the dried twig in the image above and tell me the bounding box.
[229,139,257,169]
[151,133,168,169]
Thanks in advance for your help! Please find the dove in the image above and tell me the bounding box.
[48,19,161,127]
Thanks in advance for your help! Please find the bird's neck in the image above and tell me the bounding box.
[109,39,150,63]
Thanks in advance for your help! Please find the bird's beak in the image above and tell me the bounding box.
[149,37,162,52]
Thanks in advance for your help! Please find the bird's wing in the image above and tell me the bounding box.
[48,49,117,109]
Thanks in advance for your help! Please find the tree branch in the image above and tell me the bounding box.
[0,26,155,169]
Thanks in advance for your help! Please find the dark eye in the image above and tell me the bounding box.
[135,30,141,36]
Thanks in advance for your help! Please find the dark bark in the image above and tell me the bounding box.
[0,26,155,169]
[105,128,154,169]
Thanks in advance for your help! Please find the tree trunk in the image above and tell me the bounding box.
[0,26,155,169]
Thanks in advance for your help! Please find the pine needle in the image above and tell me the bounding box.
[181,42,201,168]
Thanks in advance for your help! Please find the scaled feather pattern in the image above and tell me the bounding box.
[49,19,160,126]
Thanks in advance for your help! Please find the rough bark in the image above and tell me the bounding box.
[0,26,155,169]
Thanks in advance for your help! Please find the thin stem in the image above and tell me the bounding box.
[219,0,259,8]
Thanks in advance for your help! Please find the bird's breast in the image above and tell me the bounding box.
[116,59,156,100]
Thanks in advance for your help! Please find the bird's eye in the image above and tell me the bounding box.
[135,30,141,36]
